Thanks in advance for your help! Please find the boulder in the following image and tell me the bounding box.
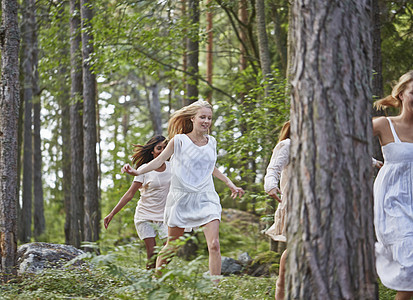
[17,242,86,275]
[238,252,252,266]
[221,256,243,275]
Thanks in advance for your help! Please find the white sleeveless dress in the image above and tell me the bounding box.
[374,117,413,291]
[164,134,221,228]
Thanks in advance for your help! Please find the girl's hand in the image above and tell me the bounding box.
[372,158,384,169]
[121,163,139,176]
[228,182,245,199]
[103,213,113,229]
[268,187,282,203]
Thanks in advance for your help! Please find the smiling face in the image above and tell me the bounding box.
[151,140,167,158]
[191,107,213,133]
[399,81,413,114]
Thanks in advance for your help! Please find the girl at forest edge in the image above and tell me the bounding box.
[264,120,290,300]
[121,100,244,278]
[372,70,413,300]
[104,135,170,269]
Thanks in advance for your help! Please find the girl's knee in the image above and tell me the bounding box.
[208,239,220,253]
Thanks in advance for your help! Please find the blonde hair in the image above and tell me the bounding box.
[374,70,413,111]
[168,100,213,139]
[278,121,290,143]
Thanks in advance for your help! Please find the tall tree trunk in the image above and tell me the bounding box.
[206,0,213,103]
[148,83,162,135]
[185,0,199,105]
[256,0,272,97]
[371,0,384,162]
[181,0,187,107]
[238,0,256,210]
[56,2,72,245]
[0,0,20,281]
[268,1,288,74]
[69,0,84,248]
[32,1,45,240]
[20,0,35,243]
[239,0,248,73]
[81,0,100,248]
[286,1,378,298]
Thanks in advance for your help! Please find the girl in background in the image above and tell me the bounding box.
[104,135,170,269]
[264,121,290,300]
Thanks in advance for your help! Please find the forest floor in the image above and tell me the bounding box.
[0,208,396,299]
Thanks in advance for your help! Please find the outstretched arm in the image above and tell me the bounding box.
[213,167,245,199]
[104,181,142,229]
[122,138,175,176]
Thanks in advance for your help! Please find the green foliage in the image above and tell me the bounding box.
[380,2,413,94]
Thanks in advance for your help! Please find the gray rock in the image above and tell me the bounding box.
[17,242,86,275]
[238,252,252,265]
[221,256,242,275]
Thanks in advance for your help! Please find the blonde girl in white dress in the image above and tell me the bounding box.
[104,135,170,269]
[373,71,413,300]
[121,100,244,278]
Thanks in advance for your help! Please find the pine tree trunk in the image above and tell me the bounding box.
[20,0,35,243]
[206,0,213,103]
[69,0,84,248]
[0,0,20,281]
[256,0,272,97]
[286,1,378,298]
[268,2,288,75]
[181,0,187,107]
[81,0,100,248]
[371,0,384,162]
[32,1,45,240]
[148,83,162,135]
[56,2,72,245]
[185,0,199,105]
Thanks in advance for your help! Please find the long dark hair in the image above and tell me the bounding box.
[131,135,167,168]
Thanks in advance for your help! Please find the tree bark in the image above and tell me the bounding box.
[20,0,36,243]
[32,0,45,240]
[81,0,100,248]
[268,1,288,74]
[185,0,199,105]
[371,0,384,162]
[56,2,72,245]
[148,83,162,135]
[286,1,378,298]
[206,0,213,103]
[181,0,187,107]
[255,0,272,97]
[0,0,20,281]
[69,0,84,248]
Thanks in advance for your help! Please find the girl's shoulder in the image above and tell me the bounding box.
[272,138,290,153]
[277,138,291,148]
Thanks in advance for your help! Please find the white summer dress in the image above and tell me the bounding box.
[164,134,221,228]
[374,118,413,291]
[264,138,290,242]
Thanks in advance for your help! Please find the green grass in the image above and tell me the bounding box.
[1,209,398,299]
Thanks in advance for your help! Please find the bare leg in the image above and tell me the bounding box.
[143,237,156,269]
[155,227,185,273]
[203,220,221,277]
[275,249,287,300]
[395,291,413,300]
